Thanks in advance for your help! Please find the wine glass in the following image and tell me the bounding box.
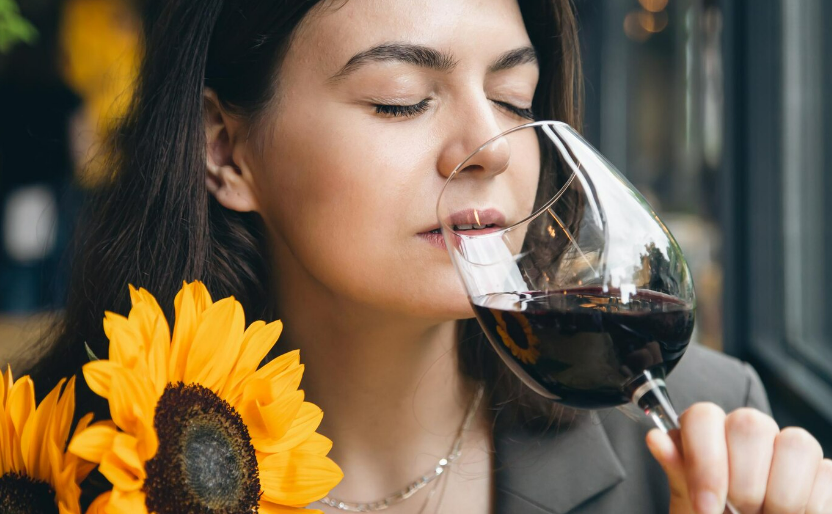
[437,121,737,513]
[437,120,694,429]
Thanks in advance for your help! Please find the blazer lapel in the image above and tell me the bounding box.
[493,409,627,513]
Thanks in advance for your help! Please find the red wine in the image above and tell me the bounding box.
[471,287,694,409]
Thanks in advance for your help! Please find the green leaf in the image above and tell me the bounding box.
[84,342,100,362]
[0,0,39,55]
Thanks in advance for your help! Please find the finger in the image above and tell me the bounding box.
[647,429,695,513]
[763,427,823,514]
[680,402,729,514]
[724,408,778,513]
[647,429,687,495]
[806,459,832,514]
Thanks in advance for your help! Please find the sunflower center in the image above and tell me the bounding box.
[143,382,261,514]
[0,473,59,514]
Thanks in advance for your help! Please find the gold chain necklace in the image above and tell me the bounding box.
[319,385,485,512]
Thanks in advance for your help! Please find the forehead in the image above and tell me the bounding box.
[291,0,532,75]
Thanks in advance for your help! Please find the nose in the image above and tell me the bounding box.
[437,100,512,180]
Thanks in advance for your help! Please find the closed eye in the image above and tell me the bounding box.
[374,99,431,117]
[373,98,534,120]
[492,100,535,121]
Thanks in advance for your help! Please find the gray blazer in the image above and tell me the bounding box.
[494,345,770,513]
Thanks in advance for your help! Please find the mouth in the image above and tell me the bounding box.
[425,223,499,234]
[418,208,507,250]
[444,208,507,235]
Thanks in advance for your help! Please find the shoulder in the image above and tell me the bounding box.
[664,344,770,414]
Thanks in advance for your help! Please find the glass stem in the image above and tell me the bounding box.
[631,373,739,514]
[632,376,679,432]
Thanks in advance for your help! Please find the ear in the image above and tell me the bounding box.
[204,88,261,213]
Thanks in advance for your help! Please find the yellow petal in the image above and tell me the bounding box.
[229,350,301,409]
[183,296,245,392]
[68,415,117,483]
[270,364,305,399]
[99,449,143,492]
[47,435,65,487]
[20,377,64,479]
[82,360,121,399]
[4,372,34,472]
[52,442,85,514]
[110,433,146,480]
[258,390,305,441]
[106,489,148,514]
[85,492,111,514]
[252,402,323,454]
[70,412,96,441]
[251,350,300,384]
[1,364,12,403]
[108,369,155,438]
[127,286,171,396]
[241,385,304,443]
[0,402,9,473]
[170,281,213,381]
[7,375,35,439]
[259,501,321,514]
[41,377,76,486]
[68,423,119,463]
[188,280,213,312]
[75,459,98,485]
[51,376,76,449]
[295,432,334,457]
[134,414,158,462]
[169,282,196,382]
[224,320,283,399]
[102,312,143,369]
[58,500,76,514]
[258,450,344,506]
[239,363,304,413]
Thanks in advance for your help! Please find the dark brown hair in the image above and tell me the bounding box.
[27,0,583,426]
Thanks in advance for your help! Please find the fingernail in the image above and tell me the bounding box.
[695,491,720,514]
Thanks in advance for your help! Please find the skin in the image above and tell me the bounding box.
[202,0,832,512]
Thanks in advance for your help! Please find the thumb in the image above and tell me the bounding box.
[647,428,693,512]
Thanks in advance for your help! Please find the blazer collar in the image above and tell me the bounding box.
[493,409,627,513]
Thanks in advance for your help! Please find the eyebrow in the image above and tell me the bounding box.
[488,46,538,73]
[327,43,537,83]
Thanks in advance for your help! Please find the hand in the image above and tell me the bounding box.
[646,403,832,514]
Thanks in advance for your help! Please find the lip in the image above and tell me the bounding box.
[418,208,507,233]
[417,208,507,250]
[446,208,507,229]
[417,230,447,250]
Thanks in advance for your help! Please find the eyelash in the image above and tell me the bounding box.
[374,99,431,117]
[373,99,535,120]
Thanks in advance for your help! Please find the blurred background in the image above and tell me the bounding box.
[0,0,830,450]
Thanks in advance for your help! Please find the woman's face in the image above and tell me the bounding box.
[249,0,540,321]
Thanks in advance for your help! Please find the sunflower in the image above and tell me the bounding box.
[493,310,541,365]
[68,281,343,513]
[0,367,95,514]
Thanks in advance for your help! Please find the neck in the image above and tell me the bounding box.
[270,244,482,502]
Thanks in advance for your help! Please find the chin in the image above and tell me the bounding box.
[410,291,476,322]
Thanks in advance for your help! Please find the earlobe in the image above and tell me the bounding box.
[204,89,261,213]
[207,166,260,213]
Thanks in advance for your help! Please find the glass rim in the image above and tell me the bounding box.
[436,119,575,238]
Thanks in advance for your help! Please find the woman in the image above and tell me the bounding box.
[28,0,832,512]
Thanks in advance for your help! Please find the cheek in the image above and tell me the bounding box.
[505,134,542,221]
[255,109,474,320]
